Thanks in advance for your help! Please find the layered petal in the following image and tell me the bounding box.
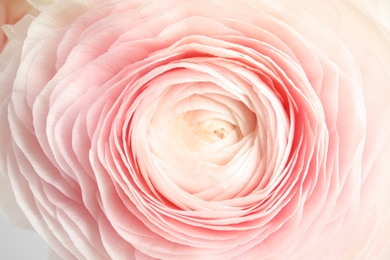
[0,0,389,259]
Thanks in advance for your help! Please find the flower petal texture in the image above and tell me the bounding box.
[0,0,389,259]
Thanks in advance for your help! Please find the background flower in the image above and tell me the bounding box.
[0,0,35,51]
[1,0,389,259]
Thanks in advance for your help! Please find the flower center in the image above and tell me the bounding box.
[213,127,230,139]
[188,116,242,144]
[138,82,258,197]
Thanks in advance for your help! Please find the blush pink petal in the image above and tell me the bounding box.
[0,0,389,259]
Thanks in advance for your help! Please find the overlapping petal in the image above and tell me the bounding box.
[0,0,389,259]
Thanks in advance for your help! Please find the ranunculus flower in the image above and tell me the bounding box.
[1,0,390,259]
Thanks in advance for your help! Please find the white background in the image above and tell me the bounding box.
[0,215,49,259]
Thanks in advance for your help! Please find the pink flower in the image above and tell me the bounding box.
[1,0,389,259]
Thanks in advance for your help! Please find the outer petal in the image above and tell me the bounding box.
[350,0,390,30]
[0,13,35,228]
[282,0,390,257]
